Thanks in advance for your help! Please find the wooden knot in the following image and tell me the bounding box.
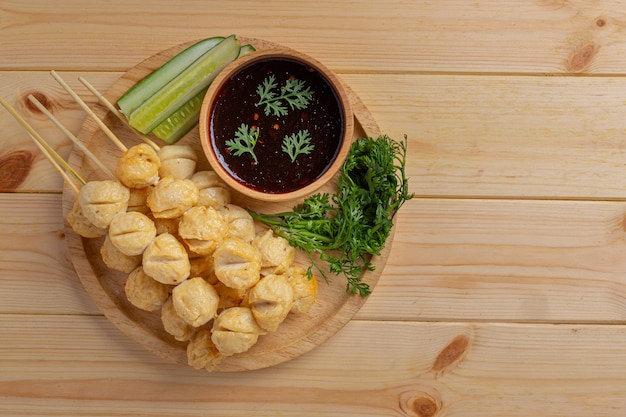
[0,150,34,191]
[567,43,597,73]
[399,390,442,417]
[432,334,471,374]
[23,91,54,115]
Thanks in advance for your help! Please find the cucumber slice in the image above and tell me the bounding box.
[117,36,225,116]
[238,44,256,58]
[151,88,207,144]
[152,44,257,144]
[128,35,241,134]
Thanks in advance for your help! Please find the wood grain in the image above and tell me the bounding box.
[2,315,626,416]
[2,1,626,75]
[3,0,626,414]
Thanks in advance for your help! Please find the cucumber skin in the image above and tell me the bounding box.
[151,88,207,144]
[151,44,258,144]
[117,36,225,117]
[128,35,241,134]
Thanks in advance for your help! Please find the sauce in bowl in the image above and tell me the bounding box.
[208,57,345,194]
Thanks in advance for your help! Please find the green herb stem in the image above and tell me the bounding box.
[249,134,414,296]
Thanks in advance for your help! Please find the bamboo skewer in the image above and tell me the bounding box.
[27,94,115,180]
[50,70,128,153]
[29,133,81,194]
[77,76,161,152]
[0,96,86,188]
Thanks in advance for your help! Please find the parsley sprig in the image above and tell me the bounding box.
[282,129,315,162]
[256,75,313,117]
[249,135,414,296]
[225,123,259,163]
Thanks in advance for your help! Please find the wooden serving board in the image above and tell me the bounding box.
[63,37,391,372]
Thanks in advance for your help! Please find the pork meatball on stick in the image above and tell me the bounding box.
[247,274,294,332]
[108,211,157,256]
[124,266,170,312]
[66,199,107,238]
[78,180,130,229]
[146,176,199,219]
[161,296,196,342]
[178,206,228,256]
[172,277,220,327]
[218,204,256,242]
[211,307,262,356]
[186,329,222,371]
[158,144,198,180]
[212,238,262,291]
[100,234,142,274]
[115,143,161,189]
[252,229,296,276]
[142,233,191,285]
[127,186,151,214]
[284,265,318,314]
[191,171,231,209]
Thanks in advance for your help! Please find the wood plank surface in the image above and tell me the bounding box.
[4,193,626,325]
[6,71,626,198]
[2,1,626,75]
[2,0,626,415]
[1,316,626,416]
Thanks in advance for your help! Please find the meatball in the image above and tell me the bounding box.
[78,180,130,229]
[108,211,156,256]
[211,307,262,356]
[247,274,294,332]
[66,199,107,238]
[124,266,170,312]
[212,238,262,291]
[172,277,220,327]
[158,144,198,180]
[127,186,151,214]
[186,329,222,371]
[161,296,196,342]
[178,206,228,256]
[142,233,190,285]
[115,143,160,189]
[219,204,256,242]
[284,265,318,314]
[191,171,231,209]
[146,176,199,219]
[100,234,142,274]
[252,229,295,276]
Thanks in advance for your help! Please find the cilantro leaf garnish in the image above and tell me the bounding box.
[256,75,313,117]
[225,123,260,163]
[282,129,315,162]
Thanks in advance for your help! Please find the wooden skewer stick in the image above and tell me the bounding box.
[27,94,115,180]
[77,76,161,152]
[50,70,128,153]
[29,133,81,194]
[0,96,86,188]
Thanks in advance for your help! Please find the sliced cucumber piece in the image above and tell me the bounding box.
[117,36,225,116]
[151,88,207,144]
[128,35,241,134]
[152,44,257,144]
[238,44,256,58]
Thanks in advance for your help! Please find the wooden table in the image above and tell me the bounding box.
[2,1,626,415]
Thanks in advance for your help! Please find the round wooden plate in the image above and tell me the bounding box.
[63,37,391,372]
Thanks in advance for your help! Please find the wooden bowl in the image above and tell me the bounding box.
[199,48,354,203]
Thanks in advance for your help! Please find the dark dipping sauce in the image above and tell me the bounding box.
[210,57,344,194]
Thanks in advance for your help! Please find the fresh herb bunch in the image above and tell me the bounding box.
[225,123,260,163]
[256,75,313,117]
[282,129,315,162]
[249,135,414,296]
